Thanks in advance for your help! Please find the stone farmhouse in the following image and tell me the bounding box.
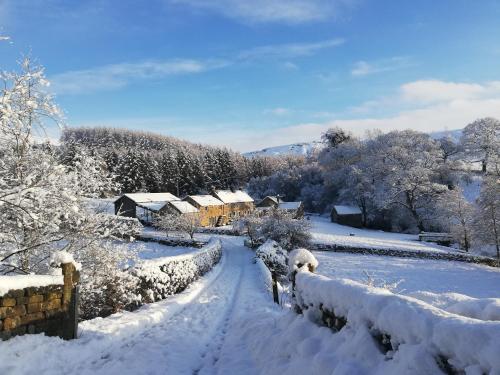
[184,195,226,227]
[211,190,254,222]
[114,190,255,227]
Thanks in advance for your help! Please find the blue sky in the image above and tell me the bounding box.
[1,0,500,151]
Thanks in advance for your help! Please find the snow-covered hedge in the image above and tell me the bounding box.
[295,271,500,373]
[255,258,273,293]
[255,240,288,279]
[133,238,222,303]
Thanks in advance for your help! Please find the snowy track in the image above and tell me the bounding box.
[0,237,277,375]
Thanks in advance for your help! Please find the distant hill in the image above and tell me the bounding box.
[244,129,464,158]
[243,141,324,158]
[429,129,463,142]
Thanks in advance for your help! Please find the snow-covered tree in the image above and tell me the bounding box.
[155,212,201,240]
[474,177,500,258]
[322,127,352,149]
[0,58,139,321]
[461,117,500,173]
[437,188,474,251]
[371,130,447,231]
[234,212,263,247]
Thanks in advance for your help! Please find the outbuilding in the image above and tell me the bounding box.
[330,205,363,228]
[114,193,180,223]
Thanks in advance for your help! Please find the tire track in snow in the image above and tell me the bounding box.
[86,238,251,375]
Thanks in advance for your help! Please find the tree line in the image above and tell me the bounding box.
[60,127,304,197]
[248,122,499,256]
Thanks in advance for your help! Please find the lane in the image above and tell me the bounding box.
[0,237,278,375]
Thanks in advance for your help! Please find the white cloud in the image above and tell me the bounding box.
[265,107,292,116]
[51,38,342,94]
[169,0,350,24]
[238,38,344,60]
[400,80,500,104]
[351,57,413,77]
[50,59,229,94]
[236,79,500,151]
[0,35,10,41]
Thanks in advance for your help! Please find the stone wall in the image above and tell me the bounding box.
[0,263,80,341]
[311,243,500,267]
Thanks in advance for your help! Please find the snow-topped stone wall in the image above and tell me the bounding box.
[0,263,80,341]
[294,270,500,374]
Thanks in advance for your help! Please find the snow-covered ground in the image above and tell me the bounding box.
[2,232,499,374]
[314,251,500,298]
[128,240,198,260]
[309,215,455,253]
[0,237,280,375]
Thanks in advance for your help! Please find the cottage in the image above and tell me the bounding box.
[330,205,363,228]
[114,193,180,223]
[278,201,304,219]
[184,195,225,227]
[256,196,279,208]
[211,190,254,222]
[256,196,304,218]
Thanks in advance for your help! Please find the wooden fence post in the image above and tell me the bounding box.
[271,272,279,304]
[61,263,80,340]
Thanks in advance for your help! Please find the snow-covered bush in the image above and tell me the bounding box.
[255,240,288,279]
[133,238,222,303]
[288,248,318,273]
[78,241,141,320]
[259,209,311,250]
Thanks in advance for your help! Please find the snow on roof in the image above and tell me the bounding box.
[214,190,254,203]
[279,201,302,210]
[187,195,224,207]
[263,196,279,204]
[169,200,199,214]
[138,202,167,212]
[120,193,180,204]
[333,205,362,215]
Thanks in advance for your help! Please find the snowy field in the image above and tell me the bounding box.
[314,251,500,300]
[128,240,198,260]
[309,215,456,253]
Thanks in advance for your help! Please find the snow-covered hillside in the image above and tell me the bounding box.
[243,129,463,158]
[243,141,324,158]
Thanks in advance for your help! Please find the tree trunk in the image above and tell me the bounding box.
[482,160,487,173]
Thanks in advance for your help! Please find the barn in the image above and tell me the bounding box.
[114,193,180,224]
[211,190,254,222]
[330,205,363,228]
[184,195,226,227]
